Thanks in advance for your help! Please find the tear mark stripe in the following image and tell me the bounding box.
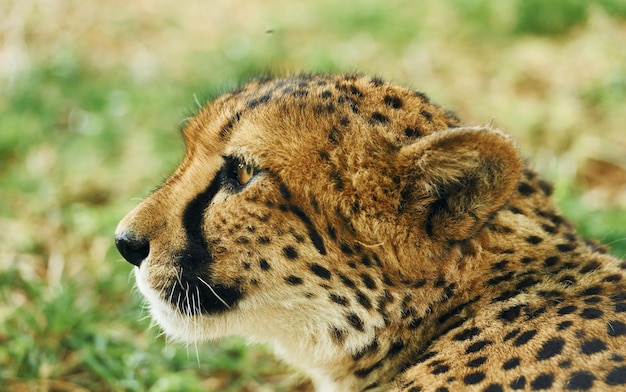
[290,205,327,255]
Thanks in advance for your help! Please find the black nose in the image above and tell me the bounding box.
[115,231,149,267]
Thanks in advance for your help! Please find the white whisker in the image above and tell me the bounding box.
[193,93,202,109]
[197,276,232,309]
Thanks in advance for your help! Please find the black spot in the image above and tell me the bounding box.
[537,337,565,361]
[557,320,573,330]
[582,286,602,296]
[567,371,595,390]
[437,296,481,325]
[538,289,563,300]
[484,384,503,392]
[580,307,603,319]
[453,327,481,341]
[558,305,578,315]
[463,371,486,385]
[612,293,626,302]
[580,338,607,355]
[347,313,364,331]
[493,290,518,302]
[289,206,327,256]
[606,366,626,385]
[285,275,303,285]
[518,182,536,195]
[257,236,270,244]
[330,293,349,306]
[326,225,337,241]
[486,272,515,286]
[537,179,554,196]
[503,357,521,370]
[404,127,421,138]
[616,303,626,313]
[408,317,423,329]
[432,365,450,375]
[259,259,270,270]
[278,183,291,200]
[498,304,525,322]
[361,273,376,289]
[220,111,242,139]
[503,328,521,342]
[321,90,332,99]
[282,246,298,260]
[352,339,379,360]
[513,330,537,346]
[544,256,560,267]
[559,275,577,286]
[328,127,341,146]
[531,373,554,390]
[604,274,622,282]
[510,377,526,390]
[414,350,438,364]
[370,76,384,86]
[542,224,558,234]
[310,263,331,280]
[525,306,547,320]
[413,90,431,102]
[330,327,346,344]
[340,243,353,255]
[387,340,405,357]
[492,259,509,271]
[356,291,372,310]
[354,362,382,378]
[467,356,487,368]
[420,109,433,121]
[608,320,626,337]
[525,235,544,245]
[580,260,601,273]
[384,95,403,109]
[509,206,525,215]
[465,340,493,354]
[434,277,446,287]
[291,89,308,98]
[583,296,602,304]
[557,242,577,252]
[339,274,356,288]
[370,112,389,124]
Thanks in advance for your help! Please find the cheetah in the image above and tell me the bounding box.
[115,74,626,391]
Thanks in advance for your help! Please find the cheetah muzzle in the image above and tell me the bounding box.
[115,74,626,391]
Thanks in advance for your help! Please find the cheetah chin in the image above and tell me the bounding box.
[116,74,626,392]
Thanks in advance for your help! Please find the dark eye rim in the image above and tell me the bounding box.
[219,156,260,192]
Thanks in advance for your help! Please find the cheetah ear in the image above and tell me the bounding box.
[397,126,522,242]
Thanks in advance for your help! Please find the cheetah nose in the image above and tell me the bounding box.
[115,231,149,267]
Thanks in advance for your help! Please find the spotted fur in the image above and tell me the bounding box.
[115,74,626,391]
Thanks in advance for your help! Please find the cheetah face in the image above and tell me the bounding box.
[115,74,522,373]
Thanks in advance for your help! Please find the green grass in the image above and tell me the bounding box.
[1,0,625,391]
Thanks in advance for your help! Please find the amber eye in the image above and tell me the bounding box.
[237,162,255,186]
[220,156,259,191]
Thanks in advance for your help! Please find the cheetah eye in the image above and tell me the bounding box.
[220,156,259,191]
[237,162,255,186]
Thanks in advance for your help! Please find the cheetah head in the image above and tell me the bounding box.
[115,74,521,389]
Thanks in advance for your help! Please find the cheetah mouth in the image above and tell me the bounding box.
[134,259,243,316]
[159,274,242,316]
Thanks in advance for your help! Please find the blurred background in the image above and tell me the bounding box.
[1,0,625,391]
